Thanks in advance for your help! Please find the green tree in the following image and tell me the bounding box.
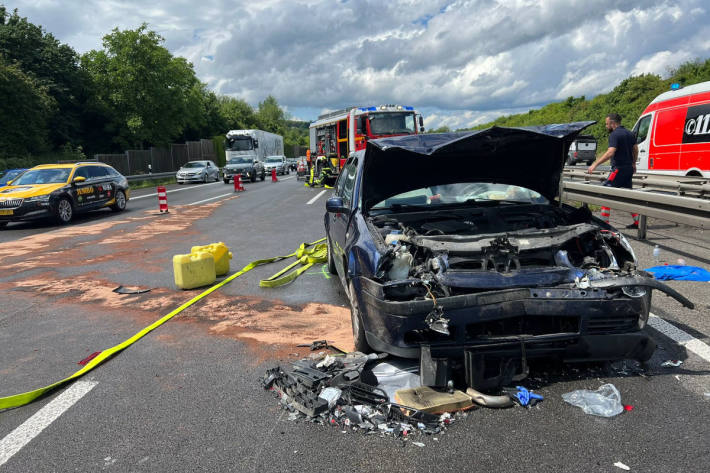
[257,95,287,133]
[81,24,202,148]
[0,56,55,157]
[0,6,87,149]
[217,95,259,131]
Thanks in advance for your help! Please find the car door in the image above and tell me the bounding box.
[632,113,653,171]
[88,166,115,207]
[329,156,358,282]
[71,166,96,211]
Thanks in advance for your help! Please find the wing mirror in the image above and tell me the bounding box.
[326,197,349,214]
[72,176,86,184]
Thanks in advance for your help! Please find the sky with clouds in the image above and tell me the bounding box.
[7,0,710,129]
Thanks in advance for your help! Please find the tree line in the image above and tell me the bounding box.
[0,6,308,170]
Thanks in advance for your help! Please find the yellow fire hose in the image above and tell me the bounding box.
[0,238,326,410]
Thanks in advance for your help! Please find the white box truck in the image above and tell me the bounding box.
[223,130,284,183]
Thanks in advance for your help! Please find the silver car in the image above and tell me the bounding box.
[176,160,220,184]
[263,155,289,176]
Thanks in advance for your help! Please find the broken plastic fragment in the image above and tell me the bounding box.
[613,461,631,471]
[412,442,425,447]
[660,360,683,368]
[318,387,342,408]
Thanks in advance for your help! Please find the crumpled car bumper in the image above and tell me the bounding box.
[356,276,655,362]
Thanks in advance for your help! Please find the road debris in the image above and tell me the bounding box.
[261,351,469,438]
[660,360,683,368]
[613,461,631,470]
[112,285,151,294]
[561,384,624,417]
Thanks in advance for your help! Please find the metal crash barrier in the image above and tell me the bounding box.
[561,175,710,239]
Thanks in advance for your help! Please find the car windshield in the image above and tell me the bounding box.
[0,169,24,184]
[182,162,206,168]
[227,136,253,151]
[266,157,282,163]
[368,112,416,135]
[228,157,252,164]
[12,168,72,185]
[372,183,548,209]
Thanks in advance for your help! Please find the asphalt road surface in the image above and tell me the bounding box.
[1,176,709,472]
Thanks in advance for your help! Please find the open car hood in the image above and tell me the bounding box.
[361,121,595,212]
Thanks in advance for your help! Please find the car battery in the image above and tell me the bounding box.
[190,242,232,276]
[173,251,216,289]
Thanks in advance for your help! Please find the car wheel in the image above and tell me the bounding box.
[55,197,73,224]
[260,171,265,181]
[111,190,127,212]
[587,160,594,166]
[177,182,184,185]
[250,172,257,183]
[327,235,337,275]
[202,173,208,183]
[347,281,371,353]
[224,178,229,184]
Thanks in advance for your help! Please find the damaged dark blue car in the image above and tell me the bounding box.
[324,122,693,390]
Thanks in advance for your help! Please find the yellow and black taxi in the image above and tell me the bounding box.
[0,162,130,227]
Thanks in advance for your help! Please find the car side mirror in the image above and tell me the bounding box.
[254,160,259,164]
[326,197,349,214]
[72,176,86,184]
[253,139,259,148]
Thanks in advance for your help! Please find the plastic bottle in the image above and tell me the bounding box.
[653,245,660,264]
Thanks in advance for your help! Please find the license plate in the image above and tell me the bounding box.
[0,209,13,216]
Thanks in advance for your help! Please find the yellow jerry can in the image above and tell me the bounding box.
[190,242,232,276]
[173,251,216,290]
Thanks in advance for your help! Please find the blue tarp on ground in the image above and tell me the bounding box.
[644,265,710,281]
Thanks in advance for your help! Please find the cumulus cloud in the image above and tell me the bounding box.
[11,0,710,129]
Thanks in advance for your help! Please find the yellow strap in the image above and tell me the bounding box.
[259,240,327,288]
[0,238,325,410]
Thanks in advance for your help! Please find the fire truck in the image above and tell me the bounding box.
[308,105,424,184]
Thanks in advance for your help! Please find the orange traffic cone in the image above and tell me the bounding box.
[271,168,278,182]
[234,174,245,192]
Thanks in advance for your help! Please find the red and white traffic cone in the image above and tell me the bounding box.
[234,174,245,192]
[271,168,278,182]
[157,186,168,213]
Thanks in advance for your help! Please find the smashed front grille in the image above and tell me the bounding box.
[586,315,637,334]
[466,315,580,339]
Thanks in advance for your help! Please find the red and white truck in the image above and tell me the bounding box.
[632,81,710,177]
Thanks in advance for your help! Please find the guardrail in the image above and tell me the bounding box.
[561,176,710,239]
[563,169,710,199]
[125,172,176,182]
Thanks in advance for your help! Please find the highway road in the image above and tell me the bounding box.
[1,176,709,472]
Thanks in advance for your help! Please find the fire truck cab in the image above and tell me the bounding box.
[309,105,424,174]
[632,81,710,177]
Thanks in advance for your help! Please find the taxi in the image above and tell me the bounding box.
[0,162,130,227]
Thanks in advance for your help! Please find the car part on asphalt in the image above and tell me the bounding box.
[112,286,151,295]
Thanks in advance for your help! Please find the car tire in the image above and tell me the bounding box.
[55,197,73,224]
[587,161,593,166]
[110,190,127,212]
[327,235,337,275]
[250,172,257,183]
[224,178,229,184]
[177,182,184,185]
[347,281,371,353]
[260,171,265,181]
[202,174,208,184]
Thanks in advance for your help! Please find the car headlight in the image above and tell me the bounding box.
[618,232,638,264]
[25,195,51,202]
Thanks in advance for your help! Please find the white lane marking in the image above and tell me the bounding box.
[131,181,222,200]
[0,380,98,467]
[306,189,327,205]
[648,313,710,364]
[279,176,295,181]
[189,193,234,206]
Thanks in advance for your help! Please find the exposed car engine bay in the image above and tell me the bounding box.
[368,203,692,311]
